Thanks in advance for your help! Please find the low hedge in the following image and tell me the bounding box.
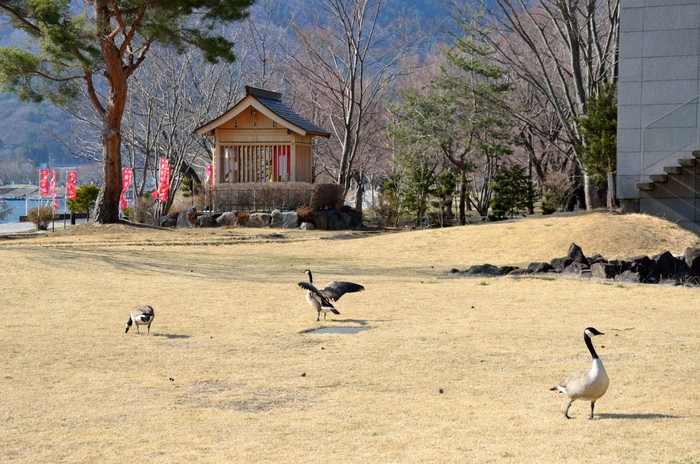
[207,182,345,212]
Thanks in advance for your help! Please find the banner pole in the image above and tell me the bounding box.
[51,170,55,232]
[64,169,67,229]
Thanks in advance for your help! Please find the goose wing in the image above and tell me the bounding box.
[132,305,154,317]
[298,281,335,308]
[299,282,330,304]
[551,369,589,394]
[321,281,365,301]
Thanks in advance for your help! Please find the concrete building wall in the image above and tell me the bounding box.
[617,0,700,228]
[617,0,700,200]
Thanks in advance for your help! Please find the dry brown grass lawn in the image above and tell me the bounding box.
[2,211,700,463]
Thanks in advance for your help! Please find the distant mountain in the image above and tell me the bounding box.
[0,0,453,168]
[254,0,452,30]
[0,18,76,166]
[0,94,75,166]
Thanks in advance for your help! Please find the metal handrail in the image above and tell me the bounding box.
[641,95,700,178]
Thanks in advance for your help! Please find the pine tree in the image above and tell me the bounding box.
[577,83,617,186]
[386,14,512,225]
[0,0,254,223]
[489,164,533,219]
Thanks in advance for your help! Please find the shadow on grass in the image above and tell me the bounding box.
[331,318,397,326]
[151,333,191,339]
[598,412,681,420]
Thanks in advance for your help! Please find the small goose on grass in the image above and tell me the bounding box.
[125,305,155,335]
[551,327,609,419]
[298,269,364,321]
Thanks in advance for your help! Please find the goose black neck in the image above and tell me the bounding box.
[307,271,313,283]
[584,333,599,359]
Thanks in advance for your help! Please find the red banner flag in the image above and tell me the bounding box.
[66,170,77,200]
[155,158,170,202]
[205,164,213,184]
[50,170,59,210]
[40,169,50,196]
[120,168,133,211]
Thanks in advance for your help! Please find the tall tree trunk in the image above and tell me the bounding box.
[458,169,467,225]
[352,169,364,225]
[92,0,128,223]
[582,171,597,211]
[93,117,123,223]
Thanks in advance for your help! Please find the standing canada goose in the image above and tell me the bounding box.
[551,327,609,419]
[125,305,155,335]
[298,269,364,321]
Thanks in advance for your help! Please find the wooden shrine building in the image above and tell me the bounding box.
[195,86,331,184]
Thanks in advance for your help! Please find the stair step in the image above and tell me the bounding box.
[636,182,655,191]
[678,158,696,167]
[664,166,682,175]
[649,174,668,183]
[693,150,700,159]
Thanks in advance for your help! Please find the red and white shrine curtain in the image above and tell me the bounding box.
[220,145,290,183]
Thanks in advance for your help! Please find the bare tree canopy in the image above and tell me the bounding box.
[286,0,433,205]
[468,0,620,209]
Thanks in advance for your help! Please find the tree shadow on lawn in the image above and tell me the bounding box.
[151,333,191,339]
[598,412,682,420]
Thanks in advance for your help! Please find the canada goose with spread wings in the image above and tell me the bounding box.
[298,269,364,321]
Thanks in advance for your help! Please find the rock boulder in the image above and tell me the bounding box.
[567,243,588,264]
[216,211,237,226]
[562,262,590,277]
[684,247,700,275]
[177,206,197,228]
[550,257,573,270]
[246,212,272,228]
[465,264,503,276]
[196,215,218,228]
[159,216,177,228]
[591,263,616,279]
[314,213,328,230]
[270,210,299,229]
[527,262,554,273]
[615,270,641,283]
[652,251,688,280]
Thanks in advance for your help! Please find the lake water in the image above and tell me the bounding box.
[0,199,64,223]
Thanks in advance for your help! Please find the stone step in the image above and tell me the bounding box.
[649,174,668,183]
[636,182,654,191]
[678,158,696,167]
[664,166,682,175]
[693,150,700,159]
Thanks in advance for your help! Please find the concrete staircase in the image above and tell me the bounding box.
[636,150,700,191]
